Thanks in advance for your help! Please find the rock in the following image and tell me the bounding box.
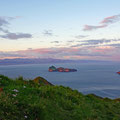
[114,98,120,102]
[33,77,53,86]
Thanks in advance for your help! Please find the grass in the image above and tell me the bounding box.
[0,74,120,120]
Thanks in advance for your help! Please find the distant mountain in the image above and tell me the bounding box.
[0,58,115,65]
[0,58,74,65]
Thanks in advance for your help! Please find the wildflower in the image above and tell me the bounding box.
[23,86,26,88]
[24,115,28,118]
[12,89,19,92]
[13,94,17,97]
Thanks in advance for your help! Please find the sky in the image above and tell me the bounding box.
[0,0,120,61]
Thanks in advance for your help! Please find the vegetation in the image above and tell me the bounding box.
[0,75,120,120]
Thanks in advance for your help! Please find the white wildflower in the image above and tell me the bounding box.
[24,115,28,118]
[13,94,17,97]
[12,89,19,92]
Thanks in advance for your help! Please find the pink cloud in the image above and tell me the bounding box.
[91,46,114,54]
[17,48,79,56]
[83,24,107,31]
[58,48,79,52]
[64,55,89,59]
[18,48,62,55]
[1,46,120,61]
[83,14,120,31]
[100,15,120,24]
[0,56,33,60]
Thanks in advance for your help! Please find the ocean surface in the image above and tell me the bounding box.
[0,62,120,99]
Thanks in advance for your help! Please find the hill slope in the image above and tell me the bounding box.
[0,75,120,120]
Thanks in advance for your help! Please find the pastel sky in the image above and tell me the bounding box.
[1,0,120,61]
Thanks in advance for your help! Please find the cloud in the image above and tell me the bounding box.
[75,35,89,39]
[83,25,107,31]
[51,41,59,43]
[0,17,9,27]
[0,47,80,59]
[80,39,111,45]
[0,46,120,61]
[83,14,120,31]
[0,51,26,60]
[71,38,120,47]
[0,16,32,40]
[0,17,10,33]
[107,43,120,48]
[0,32,32,40]
[0,27,9,33]
[100,14,120,24]
[67,40,75,43]
[43,30,53,36]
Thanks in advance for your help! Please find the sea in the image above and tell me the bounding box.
[0,62,120,99]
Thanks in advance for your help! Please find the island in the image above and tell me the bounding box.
[48,66,77,72]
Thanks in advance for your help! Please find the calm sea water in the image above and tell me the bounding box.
[0,62,120,99]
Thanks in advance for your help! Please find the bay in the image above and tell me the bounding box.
[0,62,120,99]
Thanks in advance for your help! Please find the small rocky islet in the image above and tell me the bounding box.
[48,66,77,72]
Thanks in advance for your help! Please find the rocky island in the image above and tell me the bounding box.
[49,66,77,72]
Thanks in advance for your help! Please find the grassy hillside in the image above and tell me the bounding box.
[0,75,120,120]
